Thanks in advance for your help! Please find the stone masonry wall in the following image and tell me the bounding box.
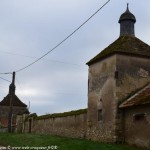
[116,54,150,102]
[0,106,28,118]
[115,54,150,144]
[87,55,117,142]
[123,105,150,148]
[24,111,87,139]
[0,106,28,129]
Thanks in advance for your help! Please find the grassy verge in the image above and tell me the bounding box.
[0,133,144,150]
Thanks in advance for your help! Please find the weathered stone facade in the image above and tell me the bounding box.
[116,54,150,102]
[0,104,28,128]
[20,110,87,139]
[87,55,116,142]
[123,105,150,148]
[116,54,150,144]
[87,53,150,146]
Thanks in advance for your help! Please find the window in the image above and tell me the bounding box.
[115,71,119,79]
[133,113,146,121]
[98,109,103,121]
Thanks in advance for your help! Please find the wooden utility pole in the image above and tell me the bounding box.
[8,72,15,133]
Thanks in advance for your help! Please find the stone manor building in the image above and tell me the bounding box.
[17,5,150,148]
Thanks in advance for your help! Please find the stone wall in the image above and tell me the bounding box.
[116,54,150,102]
[115,54,150,143]
[0,106,28,118]
[87,55,117,142]
[23,109,87,139]
[123,105,150,148]
[0,106,28,130]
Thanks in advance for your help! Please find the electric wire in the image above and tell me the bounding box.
[0,50,84,67]
[16,0,110,73]
[0,0,110,74]
[16,77,30,104]
[0,85,8,88]
[0,76,11,82]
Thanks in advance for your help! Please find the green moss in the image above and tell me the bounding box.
[36,108,87,120]
[87,35,150,65]
[28,113,37,117]
[25,113,37,121]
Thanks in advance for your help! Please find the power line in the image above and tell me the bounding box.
[16,0,110,73]
[0,0,110,74]
[0,50,35,59]
[0,76,11,82]
[16,77,30,102]
[16,76,31,110]
[0,49,84,67]
[0,85,8,88]
[0,72,12,75]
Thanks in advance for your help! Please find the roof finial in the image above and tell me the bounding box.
[127,3,129,12]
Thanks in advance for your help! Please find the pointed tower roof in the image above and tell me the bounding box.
[0,72,27,107]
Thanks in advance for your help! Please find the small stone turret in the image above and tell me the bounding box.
[119,4,136,36]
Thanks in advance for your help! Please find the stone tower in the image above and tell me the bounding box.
[0,73,29,132]
[86,5,150,142]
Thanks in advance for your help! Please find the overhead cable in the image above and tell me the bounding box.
[0,50,83,67]
[0,76,11,82]
[0,0,110,74]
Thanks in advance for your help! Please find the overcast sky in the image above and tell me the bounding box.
[0,0,150,115]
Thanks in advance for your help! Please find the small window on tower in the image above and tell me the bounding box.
[98,109,103,121]
[133,113,146,121]
[115,71,119,79]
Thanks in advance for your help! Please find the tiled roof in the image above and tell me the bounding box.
[119,84,150,108]
[87,35,150,65]
[0,94,27,107]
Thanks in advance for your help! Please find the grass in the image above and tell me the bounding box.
[0,133,144,150]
